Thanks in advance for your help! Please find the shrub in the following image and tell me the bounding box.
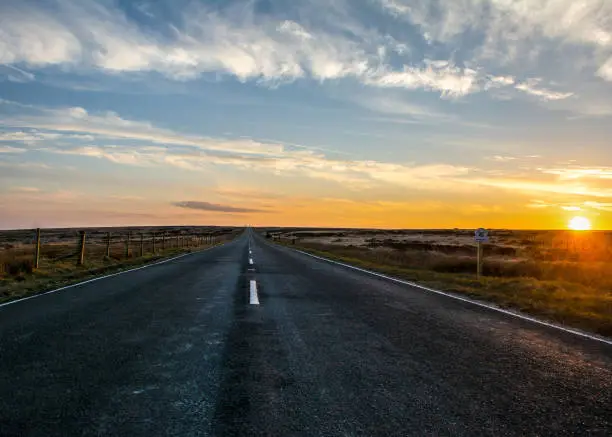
[4,259,34,276]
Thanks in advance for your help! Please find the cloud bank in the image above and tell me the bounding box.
[2,101,612,201]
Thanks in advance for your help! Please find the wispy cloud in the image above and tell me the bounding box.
[0,145,27,153]
[376,0,612,67]
[0,102,478,191]
[352,93,448,120]
[173,201,267,213]
[515,79,574,101]
[1,103,287,156]
[363,60,480,98]
[374,0,612,116]
[0,1,375,84]
[527,200,612,212]
[476,178,612,198]
[0,130,61,144]
[0,65,35,83]
[0,0,574,102]
[584,201,612,212]
[540,166,612,180]
[487,156,516,162]
[10,186,40,193]
[4,102,612,202]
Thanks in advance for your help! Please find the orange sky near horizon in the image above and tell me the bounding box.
[2,185,610,231]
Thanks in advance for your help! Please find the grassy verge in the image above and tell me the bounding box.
[278,241,612,337]
[0,246,214,304]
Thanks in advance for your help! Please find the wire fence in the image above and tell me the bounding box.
[0,227,237,277]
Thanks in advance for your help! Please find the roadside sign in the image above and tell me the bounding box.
[474,228,489,243]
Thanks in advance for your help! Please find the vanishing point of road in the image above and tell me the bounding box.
[1,230,610,436]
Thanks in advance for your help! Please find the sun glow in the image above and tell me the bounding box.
[568,216,591,231]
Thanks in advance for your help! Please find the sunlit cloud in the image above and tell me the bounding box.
[473,178,612,198]
[515,79,574,101]
[527,200,612,213]
[540,167,612,180]
[376,0,612,60]
[584,201,612,212]
[4,102,612,205]
[10,186,40,193]
[363,60,480,98]
[598,57,612,81]
[1,103,480,191]
[488,156,517,162]
[0,0,593,103]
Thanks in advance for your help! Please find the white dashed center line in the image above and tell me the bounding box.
[249,280,260,305]
[249,258,254,265]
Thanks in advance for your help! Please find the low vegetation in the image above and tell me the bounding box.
[271,230,612,337]
[0,227,240,303]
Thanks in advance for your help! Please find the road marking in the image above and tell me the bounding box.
[291,248,612,346]
[250,280,260,305]
[249,258,254,265]
[0,244,226,310]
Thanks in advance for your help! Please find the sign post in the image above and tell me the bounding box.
[474,228,489,278]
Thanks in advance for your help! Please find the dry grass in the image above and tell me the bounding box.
[0,227,241,303]
[274,238,612,337]
[291,241,612,290]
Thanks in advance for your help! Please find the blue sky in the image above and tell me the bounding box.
[1,0,612,229]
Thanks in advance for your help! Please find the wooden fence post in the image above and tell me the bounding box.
[106,232,111,258]
[176,234,180,248]
[140,234,144,257]
[34,228,41,269]
[77,231,86,266]
[162,232,166,251]
[152,232,156,253]
[125,231,131,258]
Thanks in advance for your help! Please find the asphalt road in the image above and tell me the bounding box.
[1,230,610,436]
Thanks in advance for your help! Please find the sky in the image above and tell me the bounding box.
[1,0,612,230]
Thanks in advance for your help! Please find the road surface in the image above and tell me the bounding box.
[1,230,610,436]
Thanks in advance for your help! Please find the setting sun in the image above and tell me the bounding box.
[568,216,591,231]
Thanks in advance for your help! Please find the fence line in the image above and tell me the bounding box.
[0,228,230,275]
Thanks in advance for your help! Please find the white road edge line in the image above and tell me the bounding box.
[0,244,224,309]
[250,280,260,305]
[291,248,612,346]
